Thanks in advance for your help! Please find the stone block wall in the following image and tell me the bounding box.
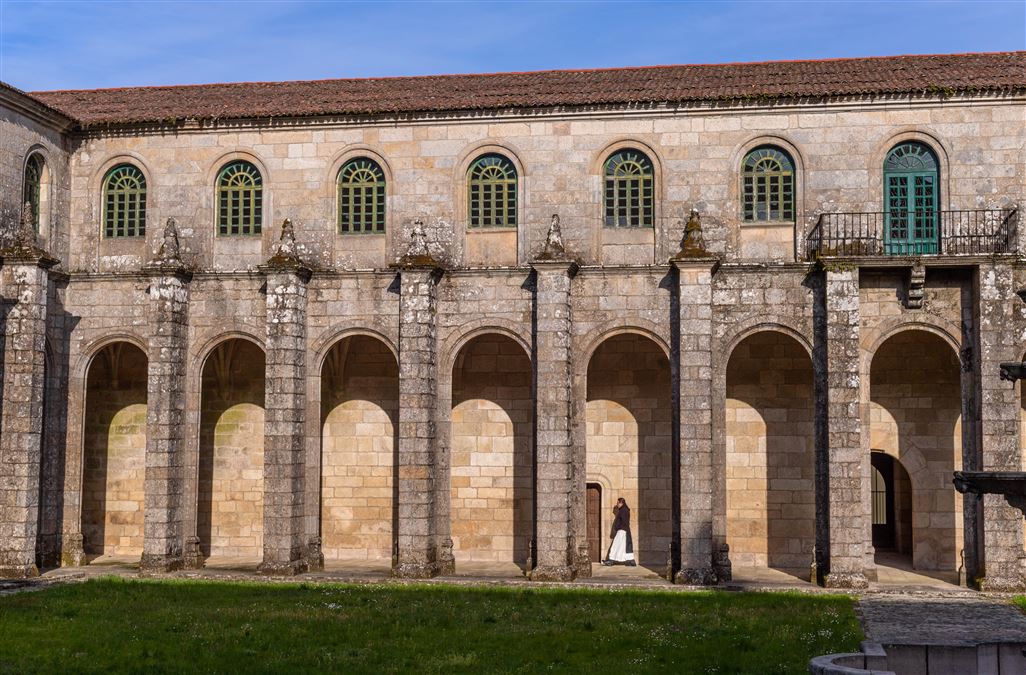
[450,334,533,564]
[320,335,398,561]
[725,331,815,573]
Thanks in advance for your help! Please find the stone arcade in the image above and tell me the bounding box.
[1,52,1025,589]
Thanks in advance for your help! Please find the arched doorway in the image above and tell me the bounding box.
[869,330,961,578]
[585,333,672,569]
[724,331,815,578]
[450,333,533,569]
[197,339,265,561]
[883,141,940,255]
[870,451,913,559]
[320,335,398,564]
[81,342,147,560]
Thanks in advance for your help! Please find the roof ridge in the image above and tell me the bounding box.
[29,51,1026,95]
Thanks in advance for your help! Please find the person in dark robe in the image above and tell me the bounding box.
[601,497,635,566]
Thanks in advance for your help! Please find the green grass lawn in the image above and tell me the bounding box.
[1015,597,1026,612]
[0,577,860,674]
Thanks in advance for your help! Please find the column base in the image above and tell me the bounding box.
[182,537,204,570]
[0,564,40,579]
[823,572,869,589]
[528,565,575,582]
[139,553,184,574]
[61,533,84,567]
[573,545,592,579]
[392,561,442,579]
[259,558,309,577]
[675,567,718,586]
[978,575,1026,593]
[304,538,324,572]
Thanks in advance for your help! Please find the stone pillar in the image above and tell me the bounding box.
[673,258,718,585]
[258,221,311,576]
[0,239,57,578]
[975,262,1025,591]
[394,263,445,578]
[140,261,192,572]
[819,267,868,589]
[529,260,578,581]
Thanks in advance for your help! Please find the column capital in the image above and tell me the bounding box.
[530,259,579,277]
[141,261,193,282]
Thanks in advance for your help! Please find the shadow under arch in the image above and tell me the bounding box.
[450,332,533,569]
[869,329,962,577]
[585,331,672,568]
[319,333,400,563]
[724,329,815,578]
[81,341,148,559]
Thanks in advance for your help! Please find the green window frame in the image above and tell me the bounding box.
[338,158,386,234]
[23,153,43,232]
[217,160,263,236]
[883,142,939,255]
[102,164,147,238]
[468,154,517,228]
[742,146,794,223]
[604,150,654,228]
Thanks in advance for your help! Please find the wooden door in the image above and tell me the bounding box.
[586,484,602,562]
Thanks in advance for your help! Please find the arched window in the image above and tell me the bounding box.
[742,146,794,223]
[217,160,262,236]
[467,154,517,228]
[102,164,147,238]
[23,153,44,232]
[338,158,386,234]
[604,149,653,228]
[883,142,939,255]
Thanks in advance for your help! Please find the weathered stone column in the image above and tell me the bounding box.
[0,207,57,578]
[392,220,446,578]
[671,214,718,585]
[819,267,868,589]
[259,220,310,575]
[140,218,193,573]
[975,261,1025,591]
[529,254,578,582]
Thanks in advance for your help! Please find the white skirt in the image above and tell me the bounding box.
[606,530,634,562]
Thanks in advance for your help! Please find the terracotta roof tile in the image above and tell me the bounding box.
[27,52,1026,128]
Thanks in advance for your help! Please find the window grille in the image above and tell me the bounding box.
[742,147,794,223]
[468,154,517,228]
[217,161,263,236]
[23,153,43,232]
[871,466,887,526]
[338,158,386,233]
[103,164,147,238]
[604,150,654,228]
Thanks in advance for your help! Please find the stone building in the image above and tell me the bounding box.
[1,51,1025,589]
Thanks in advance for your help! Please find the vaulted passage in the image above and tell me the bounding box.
[586,333,672,568]
[725,332,815,577]
[198,339,265,559]
[870,330,962,576]
[81,342,147,558]
[320,335,398,562]
[450,334,533,567]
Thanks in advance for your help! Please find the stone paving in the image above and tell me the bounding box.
[860,595,1026,647]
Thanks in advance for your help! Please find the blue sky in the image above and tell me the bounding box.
[1,0,1023,91]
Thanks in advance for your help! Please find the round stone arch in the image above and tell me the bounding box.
[311,325,399,376]
[90,152,156,222]
[578,320,671,378]
[75,332,149,385]
[869,129,953,212]
[440,319,532,382]
[22,144,55,244]
[860,317,962,380]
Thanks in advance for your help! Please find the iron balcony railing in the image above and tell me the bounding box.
[806,208,1018,259]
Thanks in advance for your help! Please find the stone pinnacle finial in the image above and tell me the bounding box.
[276,217,299,260]
[540,213,566,259]
[18,200,36,246]
[156,217,182,265]
[673,209,709,259]
[408,218,430,258]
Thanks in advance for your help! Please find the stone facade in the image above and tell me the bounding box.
[1,66,1025,589]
